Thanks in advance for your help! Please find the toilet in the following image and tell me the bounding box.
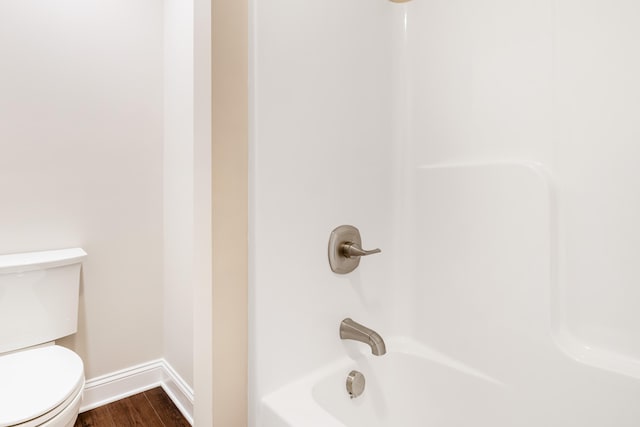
[0,248,87,427]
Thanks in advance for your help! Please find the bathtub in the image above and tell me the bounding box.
[257,162,640,426]
[262,336,640,427]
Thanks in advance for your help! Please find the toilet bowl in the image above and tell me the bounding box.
[0,346,85,427]
[0,249,87,427]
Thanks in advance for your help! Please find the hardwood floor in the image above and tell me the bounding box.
[75,387,190,427]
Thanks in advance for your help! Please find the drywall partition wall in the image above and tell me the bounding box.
[164,0,214,414]
[405,0,640,369]
[0,1,164,378]
[212,0,248,425]
[251,0,397,411]
[164,0,195,390]
[194,0,213,423]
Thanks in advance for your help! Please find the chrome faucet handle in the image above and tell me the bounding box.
[341,242,381,258]
[328,225,381,274]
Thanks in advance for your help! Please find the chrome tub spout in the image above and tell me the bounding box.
[340,318,387,356]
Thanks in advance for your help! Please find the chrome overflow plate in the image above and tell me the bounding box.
[346,370,366,399]
[328,225,381,274]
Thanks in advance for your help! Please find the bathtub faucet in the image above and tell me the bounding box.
[340,318,387,356]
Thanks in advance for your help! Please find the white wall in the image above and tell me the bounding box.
[252,0,640,421]
[554,0,640,360]
[251,0,398,405]
[193,0,213,422]
[164,0,195,390]
[405,0,640,363]
[406,0,554,164]
[0,0,164,378]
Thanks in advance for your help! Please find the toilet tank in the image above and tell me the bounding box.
[0,248,87,354]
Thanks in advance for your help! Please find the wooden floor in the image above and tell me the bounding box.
[75,387,190,427]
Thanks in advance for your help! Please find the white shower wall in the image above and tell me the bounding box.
[251,0,399,403]
[252,0,640,423]
[553,0,640,362]
[406,0,640,363]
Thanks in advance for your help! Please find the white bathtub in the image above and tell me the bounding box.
[256,163,640,426]
[262,337,640,427]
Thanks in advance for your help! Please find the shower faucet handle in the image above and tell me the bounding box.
[328,225,382,274]
[341,242,381,258]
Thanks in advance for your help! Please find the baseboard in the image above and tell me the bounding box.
[161,361,195,424]
[81,359,194,425]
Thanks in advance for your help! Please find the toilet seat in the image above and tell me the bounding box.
[0,345,84,427]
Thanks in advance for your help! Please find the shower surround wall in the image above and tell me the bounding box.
[407,0,640,368]
[252,0,640,424]
[251,0,398,410]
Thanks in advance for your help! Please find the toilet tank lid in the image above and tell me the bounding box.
[0,248,87,274]
[0,345,84,427]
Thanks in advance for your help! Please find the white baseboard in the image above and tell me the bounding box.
[161,360,195,424]
[81,359,194,425]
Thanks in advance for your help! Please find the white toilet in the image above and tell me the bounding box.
[0,248,87,427]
